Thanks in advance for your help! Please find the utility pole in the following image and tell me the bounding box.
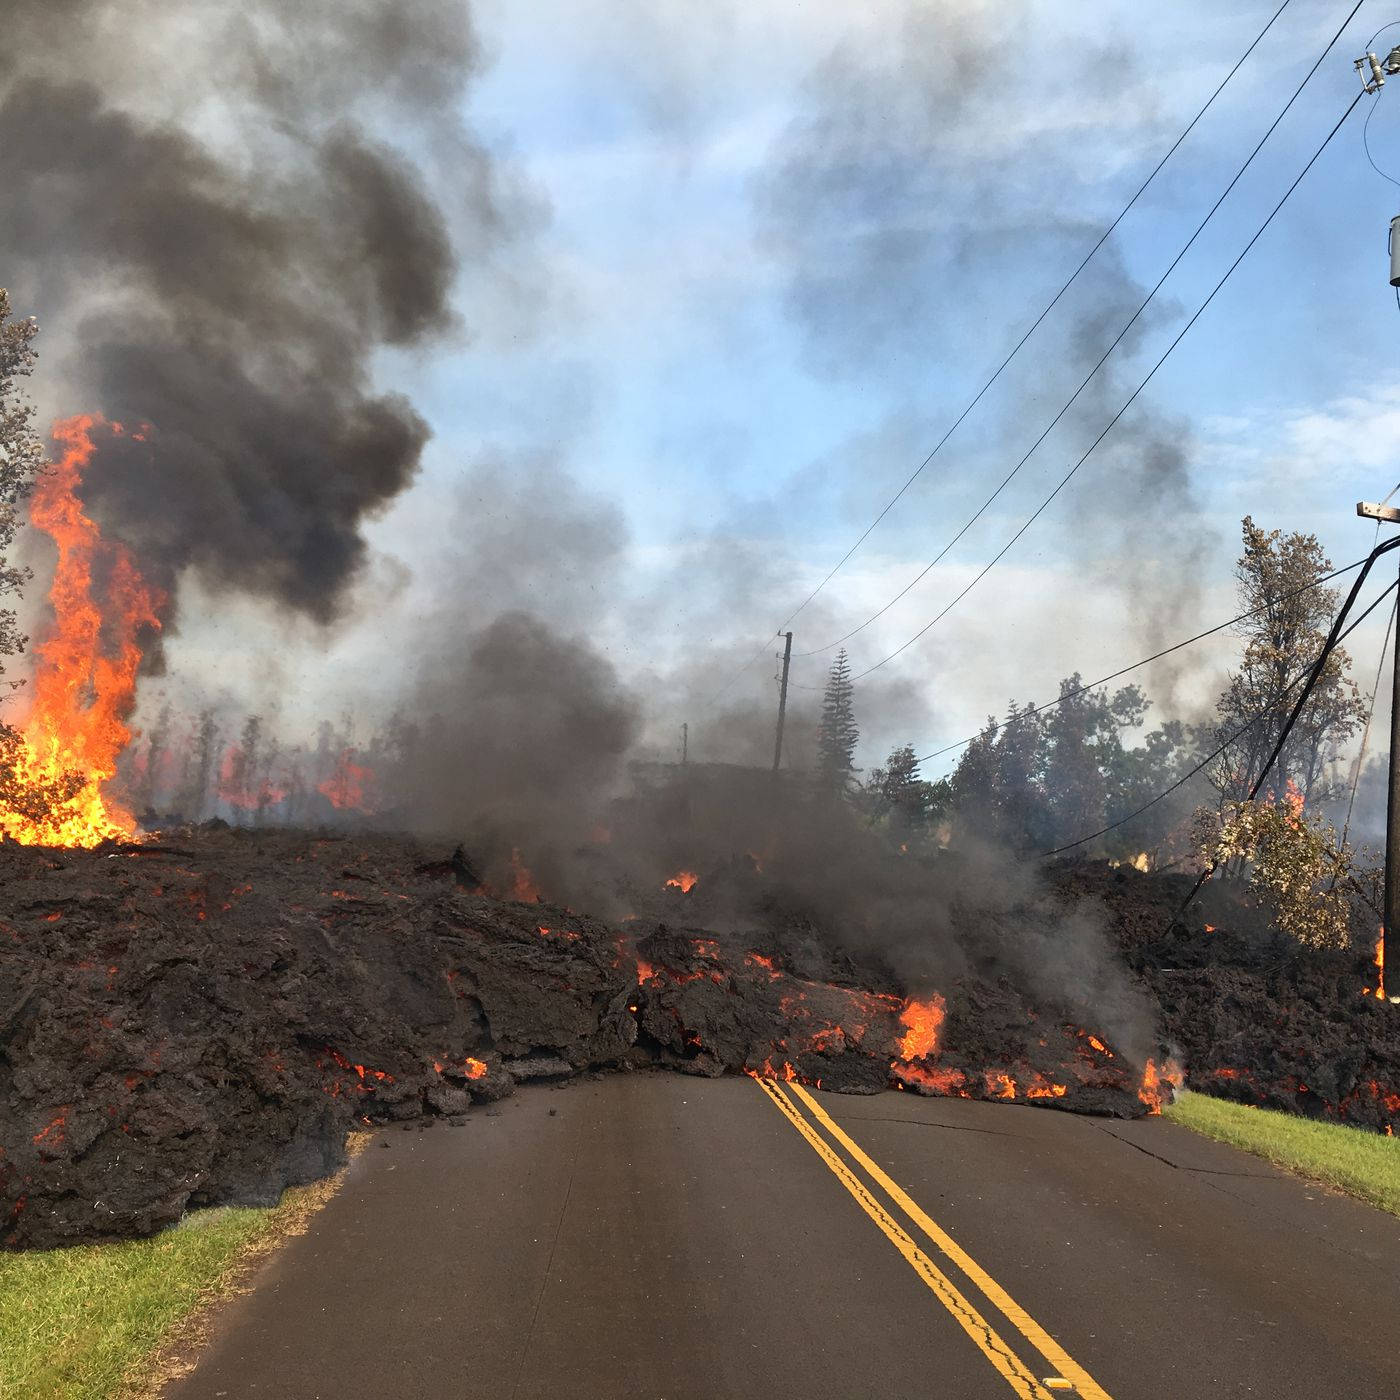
[681,722,688,766]
[1358,500,1400,996]
[771,632,793,777]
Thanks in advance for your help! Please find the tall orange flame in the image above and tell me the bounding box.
[0,416,162,846]
[896,994,946,1061]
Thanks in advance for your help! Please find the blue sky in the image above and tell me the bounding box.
[142,0,1400,774]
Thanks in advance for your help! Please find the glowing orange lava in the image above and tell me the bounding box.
[665,869,699,893]
[897,1063,968,1095]
[896,994,946,1061]
[0,415,163,846]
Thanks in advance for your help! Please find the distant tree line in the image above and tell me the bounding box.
[812,517,1375,888]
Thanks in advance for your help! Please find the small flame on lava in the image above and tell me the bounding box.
[664,870,699,893]
[896,994,946,1062]
[509,848,541,902]
[1368,931,1386,1001]
[1138,1056,1184,1114]
[1,415,164,846]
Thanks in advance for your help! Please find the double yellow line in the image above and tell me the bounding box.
[754,1077,1114,1400]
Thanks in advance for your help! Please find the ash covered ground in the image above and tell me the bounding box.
[2,825,1396,1251]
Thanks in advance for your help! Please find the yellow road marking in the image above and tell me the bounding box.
[787,1079,1113,1400]
[753,1076,1056,1400]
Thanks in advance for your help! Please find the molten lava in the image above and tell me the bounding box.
[664,869,699,893]
[0,415,163,847]
[896,994,946,1062]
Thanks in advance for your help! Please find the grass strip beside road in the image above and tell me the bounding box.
[0,1146,359,1400]
[1166,1090,1400,1217]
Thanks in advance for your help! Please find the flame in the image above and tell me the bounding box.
[984,1070,1017,1100]
[1368,931,1386,1001]
[756,1058,798,1082]
[665,870,699,893]
[217,744,286,811]
[464,1056,487,1081]
[318,749,376,812]
[896,994,946,1062]
[0,416,163,846]
[1138,1056,1184,1114]
[508,848,540,902]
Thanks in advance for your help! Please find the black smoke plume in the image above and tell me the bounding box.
[0,0,521,624]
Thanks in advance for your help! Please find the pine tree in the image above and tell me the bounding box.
[817,648,859,791]
[869,742,931,829]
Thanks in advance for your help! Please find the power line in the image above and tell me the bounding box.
[698,0,1300,708]
[847,83,1367,683]
[801,0,1362,663]
[1038,568,1400,859]
[912,554,1372,768]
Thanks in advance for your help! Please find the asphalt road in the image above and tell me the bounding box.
[165,1074,1400,1400]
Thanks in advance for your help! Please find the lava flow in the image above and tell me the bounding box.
[0,415,162,847]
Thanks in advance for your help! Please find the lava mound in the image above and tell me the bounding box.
[3,828,1162,1250]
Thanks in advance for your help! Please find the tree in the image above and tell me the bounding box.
[817,648,859,792]
[867,742,935,831]
[1195,784,1359,950]
[1210,517,1365,805]
[948,702,1051,851]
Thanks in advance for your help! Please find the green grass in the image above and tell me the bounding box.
[1166,1090,1400,1218]
[0,1170,346,1400]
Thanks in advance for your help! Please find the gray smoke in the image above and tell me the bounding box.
[0,0,527,625]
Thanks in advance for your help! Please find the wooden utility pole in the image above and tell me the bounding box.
[1358,500,1400,994]
[681,722,688,765]
[771,632,793,776]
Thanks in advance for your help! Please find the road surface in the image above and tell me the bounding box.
[165,1073,1400,1399]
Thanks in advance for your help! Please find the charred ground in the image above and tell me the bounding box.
[1,825,1396,1251]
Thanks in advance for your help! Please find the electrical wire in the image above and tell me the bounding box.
[910,554,1372,768]
[800,0,1363,663]
[1363,87,1400,186]
[697,0,1301,708]
[1037,569,1400,859]
[847,85,1368,683]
